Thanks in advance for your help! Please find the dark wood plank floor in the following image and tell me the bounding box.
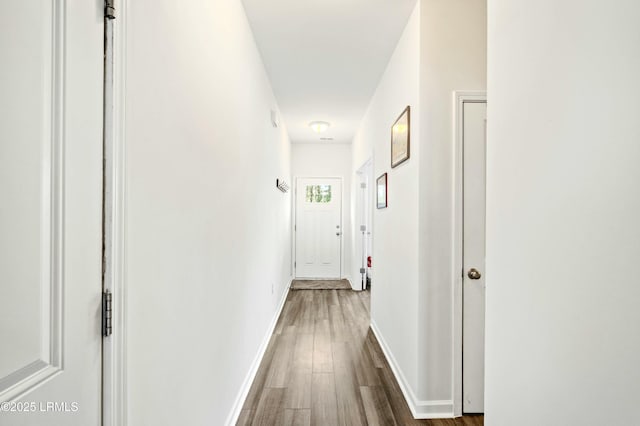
[238,289,483,426]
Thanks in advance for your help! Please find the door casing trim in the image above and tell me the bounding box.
[102,0,127,425]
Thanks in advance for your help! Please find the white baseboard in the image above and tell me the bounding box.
[370,320,454,419]
[344,275,359,291]
[224,277,292,426]
[346,274,369,291]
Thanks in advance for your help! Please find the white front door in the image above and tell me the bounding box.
[462,101,487,413]
[295,178,342,279]
[0,1,104,424]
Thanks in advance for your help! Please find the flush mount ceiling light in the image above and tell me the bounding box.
[309,121,330,133]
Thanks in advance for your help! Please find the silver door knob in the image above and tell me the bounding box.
[467,268,481,280]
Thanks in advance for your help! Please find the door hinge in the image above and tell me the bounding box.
[102,290,113,337]
[294,261,296,268]
[105,0,116,19]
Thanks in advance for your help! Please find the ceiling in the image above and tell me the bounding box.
[241,0,417,144]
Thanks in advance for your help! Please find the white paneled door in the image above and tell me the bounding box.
[295,178,342,278]
[462,101,487,413]
[0,1,103,425]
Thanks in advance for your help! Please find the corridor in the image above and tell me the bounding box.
[1,0,639,425]
[239,289,483,426]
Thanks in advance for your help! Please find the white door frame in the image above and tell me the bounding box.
[103,0,127,424]
[452,91,487,417]
[355,157,374,291]
[293,176,344,279]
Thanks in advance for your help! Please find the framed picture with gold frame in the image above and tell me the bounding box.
[391,105,410,168]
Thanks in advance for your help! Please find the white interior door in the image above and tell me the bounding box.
[355,160,374,290]
[0,1,104,424]
[295,178,342,279]
[462,101,487,413]
[357,173,368,290]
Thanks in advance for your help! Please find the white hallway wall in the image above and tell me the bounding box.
[417,0,487,405]
[291,143,353,284]
[351,0,486,416]
[351,0,422,407]
[124,0,292,424]
[485,0,640,425]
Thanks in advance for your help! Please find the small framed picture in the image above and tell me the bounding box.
[391,106,410,168]
[377,173,388,209]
